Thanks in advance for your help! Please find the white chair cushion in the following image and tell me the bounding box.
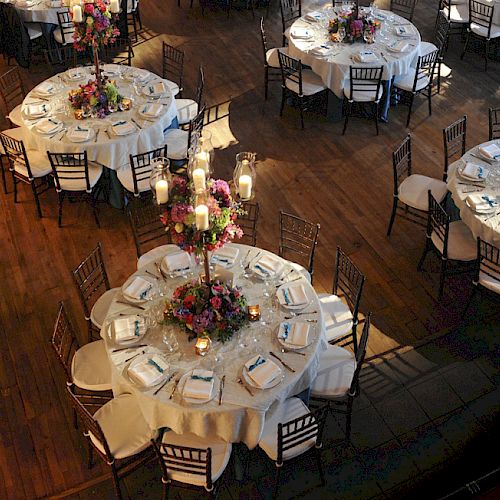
[442,5,468,23]
[478,271,500,295]
[318,293,353,343]
[26,22,43,40]
[56,163,103,192]
[117,166,150,195]
[470,22,500,39]
[0,127,25,154]
[7,105,23,127]
[311,344,356,398]
[343,84,383,102]
[53,26,74,45]
[258,397,315,462]
[393,69,430,92]
[90,288,120,328]
[431,220,477,261]
[137,244,175,270]
[285,69,327,96]
[398,174,448,211]
[161,431,232,486]
[90,394,158,459]
[14,149,52,179]
[175,98,198,126]
[419,41,438,57]
[266,46,287,68]
[164,128,189,160]
[71,339,112,391]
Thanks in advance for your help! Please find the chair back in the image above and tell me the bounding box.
[390,0,416,21]
[434,10,450,57]
[411,50,439,93]
[280,0,301,33]
[392,133,412,195]
[278,51,303,96]
[260,17,269,64]
[489,107,500,140]
[188,105,206,150]
[236,201,259,247]
[129,146,168,197]
[51,302,80,384]
[57,10,74,45]
[47,151,91,193]
[475,238,500,289]
[44,45,80,73]
[346,66,383,102]
[276,404,328,466]
[443,115,466,181]
[102,37,133,66]
[0,132,35,179]
[348,312,371,397]
[72,242,111,321]
[426,191,450,258]
[0,66,25,115]
[194,65,204,109]
[279,211,320,276]
[162,41,184,94]
[153,439,214,491]
[469,0,494,38]
[128,197,171,258]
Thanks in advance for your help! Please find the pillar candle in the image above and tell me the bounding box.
[109,0,120,13]
[195,204,209,231]
[239,174,252,199]
[192,168,206,192]
[72,4,83,22]
[195,151,210,173]
[155,179,169,204]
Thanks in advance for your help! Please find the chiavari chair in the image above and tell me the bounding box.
[390,0,417,21]
[280,0,301,46]
[43,45,82,74]
[176,65,204,127]
[443,115,467,181]
[489,107,500,140]
[437,0,469,40]
[162,41,184,97]
[54,10,75,46]
[236,201,259,247]
[0,126,26,194]
[101,36,134,66]
[0,66,25,126]
[127,0,143,42]
[260,17,287,100]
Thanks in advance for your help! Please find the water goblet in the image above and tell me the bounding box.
[337,26,346,43]
[162,327,179,354]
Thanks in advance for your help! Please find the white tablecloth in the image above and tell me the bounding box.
[101,243,327,449]
[288,8,421,98]
[1,0,61,24]
[447,140,500,247]
[21,65,178,170]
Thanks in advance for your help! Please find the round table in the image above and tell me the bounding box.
[2,0,61,24]
[100,243,326,450]
[447,140,500,247]
[20,64,178,171]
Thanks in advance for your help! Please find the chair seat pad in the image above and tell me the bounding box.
[7,105,23,127]
[175,98,198,125]
[72,339,112,391]
[470,22,500,39]
[393,69,430,92]
[266,46,287,68]
[137,244,175,269]
[478,271,500,294]
[311,344,356,398]
[165,79,180,97]
[398,174,448,211]
[0,127,25,155]
[90,394,157,459]
[90,288,120,328]
[57,163,103,192]
[161,431,232,486]
[53,26,75,45]
[419,41,438,57]
[431,220,477,261]
[285,69,327,96]
[343,84,383,103]
[318,293,353,343]
[117,166,150,195]
[442,5,469,23]
[26,22,43,40]
[164,128,189,160]
[14,149,52,178]
[258,397,314,462]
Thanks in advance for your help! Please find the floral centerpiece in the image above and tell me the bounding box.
[68,78,125,118]
[328,10,380,43]
[165,280,248,342]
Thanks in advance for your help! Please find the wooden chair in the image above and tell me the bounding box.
[152,428,232,497]
[387,134,448,236]
[390,0,417,21]
[417,191,477,298]
[279,0,301,46]
[260,17,287,100]
[392,50,439,128]
[43,45,82,74]
[437,0,469,40]
[343,65,383,135]
[443,115,466,181]
[0,127,26,193]
[47,151,103,228]
[236,201,259,247]
[72,242,120,342]
[127,0,143,42]
[101,37,134,66]
[51,301,112,391]
[278,51,328,129]
[117,146,168,198]
[0,66,25,126]
[461,0,500,71]
[54,10,75,46]
[0,132,51,217]
[488,107,500,140]
[176,65,204,127]
[318,246,366,348]
[279,211,320,283]
[67,385,157,500]
[258,401,328,498]
[162,41,184,97]
[311,312,372,441]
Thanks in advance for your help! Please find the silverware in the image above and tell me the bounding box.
[292,310,317,316]
[245,251,262,271]
[269,351,296,373]
[105,129,111,139]
[169,377,180,399]
[458,182,485,187]
[144,269,159,279]
[276,276,302,288]
[280,348,306,356]
[380,51,389,62]
[484,211,500,221]
[112,344,147,353]
[131,117,142,130]
[94,128,100,143]
[156,262,169,280]
[116,300,146,310]
[470,153,493,165]
[241,249,251,267]
[218,375,226,405]
[124,350,145,363]
[154,371,177,395]
[237,377,254,397]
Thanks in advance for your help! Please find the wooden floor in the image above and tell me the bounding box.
[0,0,499,497]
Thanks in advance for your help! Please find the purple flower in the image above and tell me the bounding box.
[171,203,193,223]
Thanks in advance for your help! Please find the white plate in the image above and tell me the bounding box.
[276,283,311,310]
[142,82,168,98]
[179,370,218,404]
[110,121,137,136]
[64,69,85,81]
[35,118,63,135]
[457,163,487,183]
[251,255,285,280]
[121,274,156,303]
[66,125,95,143]
[465,197,498,214]
[160,252,194,276]
[127,353,169,389]
[277,322,314,350]
[106,314,148,345]
[242,359,283,389]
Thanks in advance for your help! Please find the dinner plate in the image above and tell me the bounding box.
[106,314,149,346]
[142,82,168,98]
[457,162,488,183]
[276,282,311,310]
[66,125,95,143]
[110,121,137,136]
[35,118,63,135]
[64,69,85,82]
[242,358,283,390]
[476,148,500,163]
[138,103,163,120]
[277,322,314,350]
[160,252,194,276]
[251,255,285,280]
[465,197,498,214]
[121,274,156,303]
[22,102,49,119]
[126,353,169,389]
[179,370,219,404]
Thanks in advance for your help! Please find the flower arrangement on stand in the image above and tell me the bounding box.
[329,10,380,43]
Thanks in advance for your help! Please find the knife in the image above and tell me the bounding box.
[115,300,146,310]
[169,377,180,399]
[237,377,254,396]
[112,343,147,352]
[469,153,493,165]
[269,351,296,373]
[154,371,177,395]
[218,375,225,405]
[131,117,142,130]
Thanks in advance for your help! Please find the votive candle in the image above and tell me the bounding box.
[239,174,252,199]
[72,4,83,22]
[192,168,206,192]
[155,179,169,204]
[195,204,209,231]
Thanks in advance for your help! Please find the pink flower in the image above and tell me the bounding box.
[210,296,222,309]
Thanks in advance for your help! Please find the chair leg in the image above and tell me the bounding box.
[58,191,65,228]
[315,447,325,487]
[0,157,7,194]
[342,102,350,135]
[264,67,269,100]
[484,39,489,72]
[110,463,123,500]
[345,398,353,441]
[428,86,432,117]
[406,94,414,128]
[31,180,43,218]
[417,240,430,271]
[13,173,18,203]
[279,89,285,117]
[136,8,142,29]
[438,258,447,298]
[374,102,379,135]
[461,286,478,320]
[460,33,469,60]
[437,61,441,94]
[387,199,398,236]
[273,465,282,499]
[91,194,100,228]
[87,441,94,469]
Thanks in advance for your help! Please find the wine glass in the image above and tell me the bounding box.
[364,27,375,44]
[337,26,346,43]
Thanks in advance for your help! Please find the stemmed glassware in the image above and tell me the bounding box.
[337,26,346,43]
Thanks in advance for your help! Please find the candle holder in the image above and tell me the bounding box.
[233,152,256,201]
[187,132,214,192]
[247,304,261,321]
[149,157,172,205]
[195,336,212,356]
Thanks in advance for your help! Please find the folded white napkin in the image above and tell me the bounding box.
[387,40,409,52]
[36,118,60,134]
[279,283,308,306]
[102,64,119,75]
[280,322,310,347]
[291,27,313,39]
[466,194,498,211]
[245,355,281,388]
[66,68,83,80]
[462,161,487,181]
[163,252,191,272]
[112,120,135,135]
[141,103,162,117]
[34,81,55,95]
[26,103,47,116]
[310,46,331,57]
[305,11,322,22]
[123,276,153,300]
[132,69,149,82]
[211,246,239,266]
[478,144,500,161]
[112,315,146,342]
[182,369,214,399]
[253,254,282,277]
[128,355,168,386]
[67,125,90,142]
[147,81,166,95]
[354,50,378,63]
[395,25,413,37]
